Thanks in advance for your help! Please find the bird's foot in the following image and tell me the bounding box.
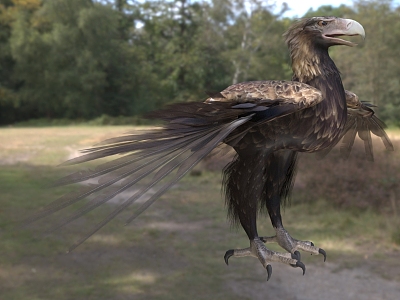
[224,237,305,281]
[260,227,326,262]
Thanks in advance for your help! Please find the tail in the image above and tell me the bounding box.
[26,102,254,252]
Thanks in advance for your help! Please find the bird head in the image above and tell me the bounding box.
[284,17,365,49]
[284,17,365,82]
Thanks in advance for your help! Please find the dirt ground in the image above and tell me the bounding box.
[1,126,400,300]
[225,255,400,300]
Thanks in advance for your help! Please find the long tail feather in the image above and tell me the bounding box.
[53,127,215,186]
[65,116,252,251]
[27,124,231,226]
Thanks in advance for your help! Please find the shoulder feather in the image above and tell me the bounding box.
[205,81,323,108]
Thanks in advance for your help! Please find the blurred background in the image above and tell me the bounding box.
[1,0,400,299]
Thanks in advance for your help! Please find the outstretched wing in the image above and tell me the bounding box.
[318,90,394,161]
[26,80,323,250]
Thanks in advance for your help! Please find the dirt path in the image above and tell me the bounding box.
[226,260,400,300]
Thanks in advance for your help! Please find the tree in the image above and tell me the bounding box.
[0,0,42,124]
[211,0,290,84]
[134,0,211,102]
[2,0,399,127]
[304,4,355,18]
[8,0,156,119]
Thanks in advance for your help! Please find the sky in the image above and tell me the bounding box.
[275,0,400,18]
[275,0,353,18]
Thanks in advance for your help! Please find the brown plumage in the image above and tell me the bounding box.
[28,17,393,280]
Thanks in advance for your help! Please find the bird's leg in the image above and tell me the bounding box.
[224,237,305,280]
[260,226,326,262]
[261,202,326,262]
[223,196,305,280]
[223,152,306,280]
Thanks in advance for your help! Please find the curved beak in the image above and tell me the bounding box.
[324,18,365,47]
[343,19,365,39]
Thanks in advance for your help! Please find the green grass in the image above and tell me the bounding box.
[8,115,160,127]
[1,126,399,299]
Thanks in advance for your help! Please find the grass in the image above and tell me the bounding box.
[1,126,400,299]
[9,115,159,127]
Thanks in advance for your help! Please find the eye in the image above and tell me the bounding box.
[318,20,328,26]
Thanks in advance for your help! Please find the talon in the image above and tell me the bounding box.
[296,261,306,275]
[224,249,234,265]
[292,250,301,261]
[266,264,272,281]
[319,248,327,262]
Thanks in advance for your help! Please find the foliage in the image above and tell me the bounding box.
[0,0,399,125]
[203,136,400,214]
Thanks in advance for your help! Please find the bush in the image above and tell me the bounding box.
[392,228,400,245]
[202,137,400,214]
[296,139,399,212]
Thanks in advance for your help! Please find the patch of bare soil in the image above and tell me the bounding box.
[226,258,400,300]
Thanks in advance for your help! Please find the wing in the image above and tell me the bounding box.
[26,80,323,250]
[317,90,394,161]
[207,80,322,106]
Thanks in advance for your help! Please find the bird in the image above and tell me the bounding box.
[28,17,393,281]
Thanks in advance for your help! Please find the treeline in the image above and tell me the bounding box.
[0,0,400,125]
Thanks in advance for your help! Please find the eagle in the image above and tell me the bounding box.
[28,17,393,281]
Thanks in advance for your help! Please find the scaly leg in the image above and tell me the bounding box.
[260,225,326,262]
[223,152,304,281]
[264,166,326,262]
[224,237,305,281]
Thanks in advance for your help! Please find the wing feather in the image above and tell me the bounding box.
[317,90,394,160]
[206,80,323,107]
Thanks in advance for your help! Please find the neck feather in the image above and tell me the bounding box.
[289,40,339,83]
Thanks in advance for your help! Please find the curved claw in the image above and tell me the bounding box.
[266,264,272,281]
[292,250,301,261]
[319,248,327,262]
[224,249,234,265]
[296,261,306,275]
